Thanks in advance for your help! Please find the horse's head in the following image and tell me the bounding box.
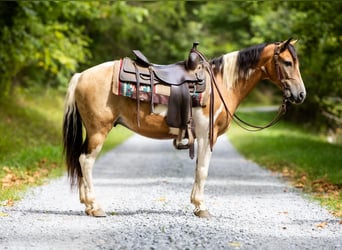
[262,38,306,104]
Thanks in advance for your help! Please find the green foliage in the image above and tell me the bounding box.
[196,2,341,131]
[84,1,201,65]
[0,2,96,95]
[1,1,340,130]
[0,89,64,200]
[285,2,342,129]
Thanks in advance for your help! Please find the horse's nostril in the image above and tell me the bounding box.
[298,92,306,103]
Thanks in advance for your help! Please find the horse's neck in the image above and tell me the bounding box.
[225,63,262,111]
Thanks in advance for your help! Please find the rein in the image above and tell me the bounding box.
[193,43,289,150]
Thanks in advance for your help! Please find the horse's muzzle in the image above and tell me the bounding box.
[287,90,306,104]
[284,81,306,105]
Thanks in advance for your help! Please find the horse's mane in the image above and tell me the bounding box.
[237,43,268,77]
[209,43,267,89]
[210,42,297,89]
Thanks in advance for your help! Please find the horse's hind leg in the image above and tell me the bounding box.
[190,134,212,218]
[79,131,108,217]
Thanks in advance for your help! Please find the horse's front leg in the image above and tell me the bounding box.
[79,141,106,217]
[190,134,212,218]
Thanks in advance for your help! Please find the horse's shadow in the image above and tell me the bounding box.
[9,208,85,217]
[12,208,191,218]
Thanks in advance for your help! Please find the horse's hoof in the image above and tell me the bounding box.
[86,208,107,217]
[194,209,211,218]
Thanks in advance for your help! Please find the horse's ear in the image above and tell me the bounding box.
[290,39,298,46]
[280,37,293,52]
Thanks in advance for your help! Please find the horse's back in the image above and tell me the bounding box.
[77,61,117,92]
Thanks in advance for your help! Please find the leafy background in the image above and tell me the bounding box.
[0,1,341,131]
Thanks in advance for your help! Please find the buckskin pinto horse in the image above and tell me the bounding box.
[63,38,306,218]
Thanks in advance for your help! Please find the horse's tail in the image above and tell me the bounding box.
[62,73,83,187]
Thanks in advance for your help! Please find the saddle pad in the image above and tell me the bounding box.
[118,81,203,107]
[119,81,169,105]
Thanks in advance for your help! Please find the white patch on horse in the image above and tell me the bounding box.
[169,127,180,136]
[153,104,168,117]
[193,104,223,133]
[193,107,209,135]
[152,105,180,135]
[78,145,103,210]
[214,104,224,122]
[242,68,256,81]
[222,51,238,89]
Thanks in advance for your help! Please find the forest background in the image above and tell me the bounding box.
[0,1,341,133]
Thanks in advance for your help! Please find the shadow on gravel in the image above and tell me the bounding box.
[108,209,189,217]
[93,179,192,189]
[10,209,84,216]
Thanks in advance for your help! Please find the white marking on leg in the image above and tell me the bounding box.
[190,108,213,212]
[79,145,102,214]
[191,135,212,212]
[190,104,224,213]
[79,177,86,204]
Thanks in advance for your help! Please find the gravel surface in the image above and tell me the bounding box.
[1,134,341,249]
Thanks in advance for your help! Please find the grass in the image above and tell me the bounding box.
[0,88,132,204]
[228,110,342,217]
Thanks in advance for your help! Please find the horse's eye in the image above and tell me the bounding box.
[284,61,292,67]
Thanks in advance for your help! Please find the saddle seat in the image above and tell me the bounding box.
[131,49,204,86]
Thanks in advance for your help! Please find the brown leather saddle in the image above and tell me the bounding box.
[119,42,207,158]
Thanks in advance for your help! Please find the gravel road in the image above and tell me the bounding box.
[1,134,341,249]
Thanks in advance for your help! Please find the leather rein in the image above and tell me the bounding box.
[193,43,290,150]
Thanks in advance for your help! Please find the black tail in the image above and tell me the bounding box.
[62,74,84,187]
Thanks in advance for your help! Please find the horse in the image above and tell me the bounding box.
[63,38,306,218]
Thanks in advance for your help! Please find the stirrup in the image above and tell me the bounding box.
[172,120,195,159]
[173,139,190,150]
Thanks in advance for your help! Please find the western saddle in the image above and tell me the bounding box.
[119,42,207,158]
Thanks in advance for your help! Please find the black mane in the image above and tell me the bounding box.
[237,43,268,76]
[209,42,297,79]
[210,56,223,75]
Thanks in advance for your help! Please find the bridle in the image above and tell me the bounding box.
[193,42,291,150]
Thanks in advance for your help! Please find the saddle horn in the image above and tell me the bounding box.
[186,42,201,70]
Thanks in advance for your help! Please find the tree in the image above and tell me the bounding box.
[196,1,342,131]
[0,2,98,95]
[286,2,342,131]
